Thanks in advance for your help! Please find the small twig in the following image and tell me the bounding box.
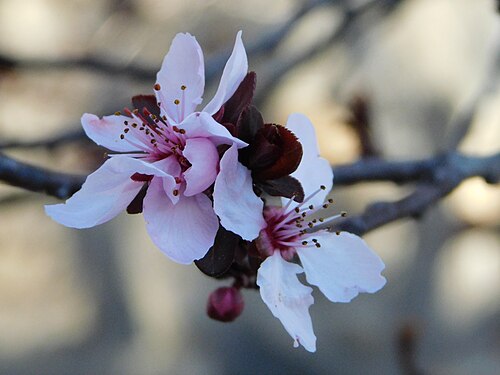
[0,152,85,199]
[397,323,425,375]
[0,129,87,150]
[254,0,403,106]
[317,152,500,235]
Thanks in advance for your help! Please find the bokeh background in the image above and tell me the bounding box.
[0,0,499,374]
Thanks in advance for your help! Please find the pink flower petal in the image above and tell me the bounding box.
[213,144,265,241]
[297,231,386,303]
[181,112,247,148]
[284,113,333,208]
[45,156,167,228]
[143,179,219,264]
[203,31,248,115]
[257,252,317,352]
[183,138,219,196]
[82,113,141,152]
[155,33,205,123]
[152,156,181,204]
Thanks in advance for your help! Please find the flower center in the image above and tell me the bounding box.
[257,185,346,260]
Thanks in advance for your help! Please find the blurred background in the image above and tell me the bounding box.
[0,0,499,374]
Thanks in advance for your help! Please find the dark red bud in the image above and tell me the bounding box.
[207,287,244,322]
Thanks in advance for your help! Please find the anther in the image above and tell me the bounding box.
[179,129,186,134]
[341,211,347,217]
[312,239,318,243]
[302,241,308,245]
[323,204,329,209]
[320,185,326,190]
[308,205,314,210]
[120,134,125,139]
[173,189,179,196]
[335,231,341,235]
[124,121,128,125]
[115,111,121,116]
[294,207,300,213]
[154,83,161,90]
[308,223,314,228]
[174,99,180,105]
[132,109,139,115]
[131,123,137,128]
[175,177,182,184]
[315,243,321,248]
[328,198,333,203]
[124,128,129,133]
[319,218,324,222]
[180,85,186,90]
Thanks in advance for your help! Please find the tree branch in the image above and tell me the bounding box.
[316,152,500,235]
[0,152,85,199]
[1,151,498,237]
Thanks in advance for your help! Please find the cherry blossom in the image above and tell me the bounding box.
[46,31,264,264]
[256,114,386,352]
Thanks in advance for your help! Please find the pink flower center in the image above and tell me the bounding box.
[257,186,346,260]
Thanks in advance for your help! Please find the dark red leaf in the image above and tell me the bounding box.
[126,183,148,214]
[253,124,303,180]
[236,105,264,143]
[221,72,256,125]
[195,226,239,277]
[259,175,304,202]
[132,95,161,118]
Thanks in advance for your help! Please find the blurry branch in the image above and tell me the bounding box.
[0,152,84,199]
[0,129,87,150]
[397,323,425,375]
[444,51,500,150]
[254,0,404,106]
[347,95,380,157]
[313,151,500,235]
[1,150,498,237]
[0,0,332,84]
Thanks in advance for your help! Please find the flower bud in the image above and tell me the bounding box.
[207,287,244,322]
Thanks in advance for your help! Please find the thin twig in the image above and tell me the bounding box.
[254,0,403,106]
[1,151,498,239]
[0,152,85,199]
[316,152,500,235]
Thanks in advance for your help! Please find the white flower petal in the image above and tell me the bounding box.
[213,144,265,241]
[284,113,333,208]
[82,113,141,152]
[257,252,317,352]
[203,31,248,115]
[155,33,205,123]
[181,112,247,148]
[297,231,386,303]
[183,138,219,196]
[143,179,219,264]
[45,156,167,228]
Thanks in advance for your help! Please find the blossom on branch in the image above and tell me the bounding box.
[255,114,386,352]
[46,31,264,264]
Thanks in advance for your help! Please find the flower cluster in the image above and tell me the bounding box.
[46,31,385,352]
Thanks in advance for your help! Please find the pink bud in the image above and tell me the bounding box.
[207,287,244,322]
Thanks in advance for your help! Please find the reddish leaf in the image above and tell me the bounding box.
[195,226,239,277]
[221,72,256,125]
[259,175,304,202]
[132,95,161,118]
[236,105,264,143]
[126,183,148,214]
[252,124,303,180]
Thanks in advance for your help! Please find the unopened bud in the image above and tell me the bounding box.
[207,287,244,322]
